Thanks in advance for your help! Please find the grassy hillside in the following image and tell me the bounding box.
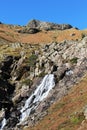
[0,24,87,44]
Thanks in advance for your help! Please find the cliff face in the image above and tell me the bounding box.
[0,20,87,130]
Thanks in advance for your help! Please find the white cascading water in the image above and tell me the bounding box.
[0,118,6,130]
[20,74,55,123]
[0,74,55,129]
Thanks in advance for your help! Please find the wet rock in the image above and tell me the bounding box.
[5,117,19,128]
[52,65,58,72]
[0,109,5,121]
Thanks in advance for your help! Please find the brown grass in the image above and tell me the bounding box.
[0,24,87,44]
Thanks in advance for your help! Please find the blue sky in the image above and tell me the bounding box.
[0,0,87,29]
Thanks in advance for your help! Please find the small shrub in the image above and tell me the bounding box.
[81,33,86,39]
[58,113,85,130]
[70,57,78,64]
[27,54,38,67]
[70,113,85,125]
[70,116,80,124]
[39,71,46,77]
[22,78,33,86]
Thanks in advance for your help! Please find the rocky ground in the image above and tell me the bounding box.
[0,20,87,130]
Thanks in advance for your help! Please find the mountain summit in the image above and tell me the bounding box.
[27,19,73,30]
[18,19,73,34]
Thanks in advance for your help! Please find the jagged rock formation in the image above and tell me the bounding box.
[27,19,73,30]
[18,19,73,34]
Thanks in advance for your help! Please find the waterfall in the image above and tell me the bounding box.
[0,118,6,130]
[0,74,55,129]
[20,74,55,123]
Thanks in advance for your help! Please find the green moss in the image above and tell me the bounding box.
[39,71,46,77]
[58,113,85,130]
[27,54,38,67]
[70,57,78,64]
[70,116,80,124]
[22,78,33,86]
[70,113,85,125]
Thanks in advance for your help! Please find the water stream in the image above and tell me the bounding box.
[0,74,55,129]
[20,74,55,123]
[0,118,6,130]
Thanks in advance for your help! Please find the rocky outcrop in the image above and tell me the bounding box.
[18,28,40,34]
[27,19,73,31]
[18,19,73,34]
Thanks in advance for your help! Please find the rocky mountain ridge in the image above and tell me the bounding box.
[17,19,73,34]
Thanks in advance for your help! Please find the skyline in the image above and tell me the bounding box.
[0,0,87,29]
